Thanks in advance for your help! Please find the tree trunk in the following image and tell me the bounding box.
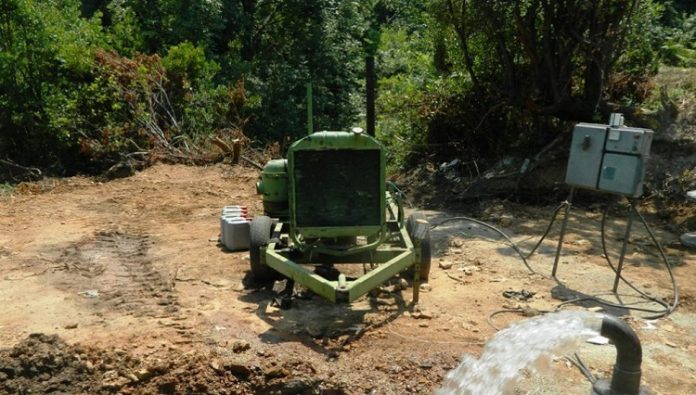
[241,0,257,62]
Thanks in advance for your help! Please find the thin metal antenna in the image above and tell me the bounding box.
[306,82,313,135]
[552,187,575,278]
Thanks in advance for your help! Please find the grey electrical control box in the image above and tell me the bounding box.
[565,114,653,198]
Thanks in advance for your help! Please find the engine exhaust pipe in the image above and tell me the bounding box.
[592,315,650,395]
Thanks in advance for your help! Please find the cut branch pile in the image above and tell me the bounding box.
[0,158,42,183]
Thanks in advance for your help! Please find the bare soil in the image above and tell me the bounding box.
[1,163,695,394]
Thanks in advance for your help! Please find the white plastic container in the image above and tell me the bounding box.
[220,206,249,239]
[221,205,249,217]
[220,206,251,251]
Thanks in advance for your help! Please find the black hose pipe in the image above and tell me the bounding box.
[592,315,649,395]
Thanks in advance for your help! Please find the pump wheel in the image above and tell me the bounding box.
[249,216,278,282]
[405,212,432,282]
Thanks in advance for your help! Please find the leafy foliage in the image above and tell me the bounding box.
[0,0,104,171]
[376,0,684,164]
[654,1,696,67]
[0,0,692,175]
[0,0,372,173]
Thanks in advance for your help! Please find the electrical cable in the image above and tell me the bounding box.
[426,196,678,387]
[555,296,669,314]
[633,206,679,315]
[558,292,668,307]
[486,308,549,331]
[599,206,679,319]
[430,201,569,274]
[429,200,678,318]
[387,181,414,209]
[486,309,521,331]
[566,353,596,384]
[519,202,569,258]
[431,216,538,274]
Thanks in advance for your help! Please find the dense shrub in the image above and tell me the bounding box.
[0,0,692,175]
[0,0,366,174]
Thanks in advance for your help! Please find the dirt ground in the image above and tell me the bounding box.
[1,163,695,394]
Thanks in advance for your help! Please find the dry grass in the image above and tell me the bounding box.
[644,66,696,140]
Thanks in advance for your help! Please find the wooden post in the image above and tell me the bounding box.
[231,139,241,165]
[366,55,376,137]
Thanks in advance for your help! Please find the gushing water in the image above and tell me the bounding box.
[438,311,603,395]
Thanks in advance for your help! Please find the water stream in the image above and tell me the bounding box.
[437,311,603,395]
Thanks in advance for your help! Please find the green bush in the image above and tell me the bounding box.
[1,0,692,176]
[0,0,104,172]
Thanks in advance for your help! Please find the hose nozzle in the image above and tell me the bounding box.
[592,315,649,395]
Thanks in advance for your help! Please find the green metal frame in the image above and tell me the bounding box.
[261,192,421,303]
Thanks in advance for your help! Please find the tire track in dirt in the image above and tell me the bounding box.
[53,229,194,336]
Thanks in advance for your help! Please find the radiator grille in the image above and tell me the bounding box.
[294,149,381,227]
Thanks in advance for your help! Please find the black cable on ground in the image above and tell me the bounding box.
[486,308,532,331]
[555,296,669,315]
[431,202,678,319]
[520,202,569,258]
[600,206,679,319]
[486,292,670,333]
[460,201,677,387]
[566,353,596,384]
[634,205,680,316]
[430,202,568,274]
[431,216,538,274]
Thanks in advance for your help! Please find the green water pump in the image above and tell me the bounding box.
[251,129,431,305]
